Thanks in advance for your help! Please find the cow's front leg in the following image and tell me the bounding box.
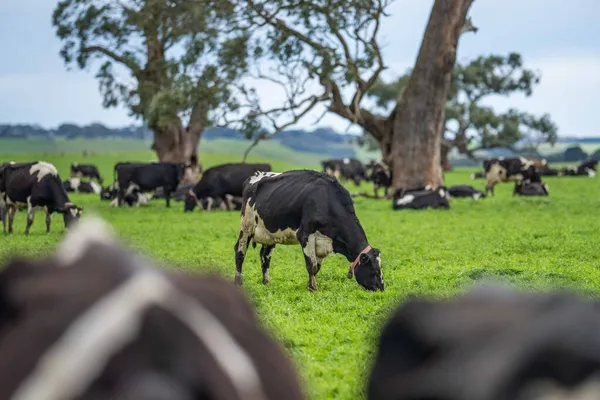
[260,245,275,284]
[45,210,52,233]
[7,206,16,234]
[223,195,233,211]
[25,208,36,236]
[373,185,379,198]
[165,192,171,208]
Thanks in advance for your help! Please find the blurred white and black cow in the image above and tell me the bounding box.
[559,160,598,177]
[0,217,306,400]
[63,177,101,194]
[114,162,186,207]
[448,185,486,199]
[234,170,383,291]
[0,161,83,235]
[366,160,392,198]
[513,180,549,196]
[392,187,450,210]
[70,162,103,183]
[321,158,367,186]
[483,157,541,196]
[185,163,272,212]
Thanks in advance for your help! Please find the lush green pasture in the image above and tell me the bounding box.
[1,151,600,399]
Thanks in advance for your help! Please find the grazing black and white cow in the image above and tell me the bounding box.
[63,177,101,194]
[448,184,486,199]
[322,158,367,186]
[483,157,541,196]
[234,170,383,291]
[70,162,103,183]
[0,161,83,235]
[368,284,600,400]
[392,187,450,210]
[0,217,305,400]
[115,162,185,207]
[366,160,392,198]
[513,180,549,196]
[185,163,272,212]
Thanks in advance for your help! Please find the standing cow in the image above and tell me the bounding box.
[366,160,392,198]
[185,163,272,212]
[114,162,185,207]
[234,170,383,291]
[0,161,83,235]
[322,158,367,186]
[483,157,541,196]
[70,162,103,183]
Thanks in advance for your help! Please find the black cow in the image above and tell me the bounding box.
[0,161,83,235]
[185,163,272,212]
[322,158,367,186]
[513,180,549,196]
[368,284,600,400]
[234,170,383,291]
[63,177,101,194]
[392,187,450,210]
[0,217,305,400]
[448,184,486,199]
[483,157,540,196]
[115,162,185,207]
[366,160,392,198]
[70,162,103,183]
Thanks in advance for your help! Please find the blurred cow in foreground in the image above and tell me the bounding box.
[369,284,600,400]
[0,217,305,400]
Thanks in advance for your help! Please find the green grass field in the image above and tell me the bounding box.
[1,148,600,399]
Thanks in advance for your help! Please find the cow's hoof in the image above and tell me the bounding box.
[307,284,318,291]
[347,271,353,279]
[262,278,270,285]
[234,275,243,286]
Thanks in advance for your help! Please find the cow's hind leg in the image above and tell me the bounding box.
[25,207,36,236]
[234,230,251,286]
[1,207,6,235]
[45,209,52,233]
[260,245,275,284]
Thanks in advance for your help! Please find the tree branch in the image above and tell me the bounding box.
[82,45,142,77]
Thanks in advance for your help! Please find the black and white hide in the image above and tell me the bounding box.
[0,217,306,400]
[185,163,272,212]
[70,162,103,183]
[114,162,186,207]
[483,157,541,196]
[392,187,450,210]
[0,161,83,235]
[513,180,549,196]
[448,185,486,200]
[368,284,600,400]
[62,177,101,194]
[234,170,383,291]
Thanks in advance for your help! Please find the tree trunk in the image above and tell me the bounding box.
[153,122,203,185]
[388,0,474,190]
[441,141,453,171]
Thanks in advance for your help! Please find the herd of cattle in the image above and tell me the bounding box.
[1,216,600,399]
[0,155,597,291]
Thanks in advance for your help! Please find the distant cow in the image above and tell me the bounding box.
[540,168,560,176]
[115,162,185,207]
[63,177,101,194]
[483,157,540,196]
[448,184,486,199]
[0,161,83,235]
[322,158,367,186]
[470,171,484,179]
[100,182,118,201]
[392,187,450,210]
[368,284,600,400]
[234,170,383,291]
[513,180,549,196]
[366,160,392,198]
[185,163,272,212]
[559,160,598,177]
[0,217,305,400]
[70,162,103,183]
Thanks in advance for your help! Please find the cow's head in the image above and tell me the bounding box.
[353,247,384,291]
[184,190,198,212]
[61,203,83,228]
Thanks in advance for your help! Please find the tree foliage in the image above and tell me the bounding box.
[52,0,250,152]
[366,53,558,154]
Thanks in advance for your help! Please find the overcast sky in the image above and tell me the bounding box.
[1,0,598,137]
